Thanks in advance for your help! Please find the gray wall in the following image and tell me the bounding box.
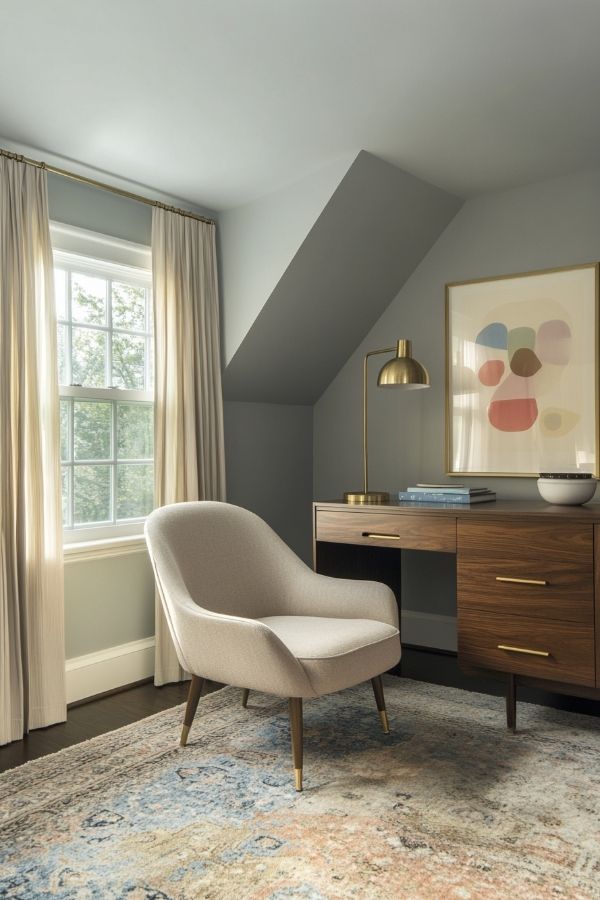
[48,174,152,245]
[47,174,218,660]
[54,159,600,657]
[64,553,155,657]
[48,176,157,660]
[314,167,600,626]
[47,172,216,241]
[50,173,314,657]
[224,401,314,564]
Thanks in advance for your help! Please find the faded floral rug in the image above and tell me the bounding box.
[1,678,600,899]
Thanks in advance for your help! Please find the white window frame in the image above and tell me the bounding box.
[51,223,154,547]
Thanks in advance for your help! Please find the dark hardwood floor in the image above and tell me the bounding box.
[2,649,598,774]
[0,680,200,773]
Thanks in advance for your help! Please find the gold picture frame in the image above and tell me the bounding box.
[445,263,599,477]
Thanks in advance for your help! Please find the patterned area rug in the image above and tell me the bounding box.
[1,678,600,899]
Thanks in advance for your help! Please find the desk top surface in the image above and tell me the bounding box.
[314,499,600,523]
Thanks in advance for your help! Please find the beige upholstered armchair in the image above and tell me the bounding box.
[145,501,401,791]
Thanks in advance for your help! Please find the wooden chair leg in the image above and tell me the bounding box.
[371,675,390,734]
[241,688,250,708]
[506,673,517,733]
[180,675,204,746]
[288,697,303,792]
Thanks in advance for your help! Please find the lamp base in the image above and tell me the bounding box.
[343,491,390,505]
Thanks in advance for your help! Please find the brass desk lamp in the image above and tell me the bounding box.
[344,339,430,504]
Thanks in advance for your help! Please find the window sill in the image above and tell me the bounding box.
[63,534,147,564]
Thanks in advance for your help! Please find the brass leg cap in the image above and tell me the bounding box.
[294,768,303,792]
[379,710,390,734]
[180,724,190,747]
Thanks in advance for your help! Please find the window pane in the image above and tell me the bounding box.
[72,273,106,325]
[72,327,107,387]
[117,464,154,520]
[117,403,153,459]
[74,465,111,525]
[57,324,69,386]
[61,467,70,526]
[54,269,67,320]
[112,282,146,332]
[60,400,70,462]
[74,401,112,460]
[112,333,145,389]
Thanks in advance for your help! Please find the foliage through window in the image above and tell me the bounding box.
[55,248,154,539]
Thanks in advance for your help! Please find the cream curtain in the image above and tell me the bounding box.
[152,208,226,684]
[0,156,66,745]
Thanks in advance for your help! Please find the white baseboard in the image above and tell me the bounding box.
[401,610,457,652]
[65,636,155,704]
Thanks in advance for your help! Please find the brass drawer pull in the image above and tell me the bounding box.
[363,532,400,540]
[496,576,548,586]
[497,644,550,658]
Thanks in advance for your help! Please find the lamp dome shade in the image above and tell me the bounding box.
[377,339,430,388]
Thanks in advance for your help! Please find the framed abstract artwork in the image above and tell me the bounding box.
[445,263,599,477]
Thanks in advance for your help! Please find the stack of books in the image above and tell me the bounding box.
[398,484,496,504]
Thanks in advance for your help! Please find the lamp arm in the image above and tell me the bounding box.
[362,346,396,494]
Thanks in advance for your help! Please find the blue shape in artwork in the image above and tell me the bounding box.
[476,322,508,350]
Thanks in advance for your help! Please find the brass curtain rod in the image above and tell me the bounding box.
[0,147,216,226]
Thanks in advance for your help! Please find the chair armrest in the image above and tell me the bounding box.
[171,595,316,697]
[283,570,399,628]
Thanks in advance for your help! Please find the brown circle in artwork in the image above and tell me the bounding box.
[510,347,542,378]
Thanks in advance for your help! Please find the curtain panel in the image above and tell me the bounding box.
[152,208,226,685]
[0,157,66,745]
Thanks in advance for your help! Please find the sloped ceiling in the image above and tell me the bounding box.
[222,152,462,404]
[219,153,356,364]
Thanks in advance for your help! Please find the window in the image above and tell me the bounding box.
[53,225,154,543]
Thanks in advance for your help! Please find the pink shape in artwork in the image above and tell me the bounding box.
[492,372,534,402]
[478,359,505,386]
[489,398,538,431]
[536,319,571,365]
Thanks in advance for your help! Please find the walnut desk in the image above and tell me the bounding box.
[313,500,600,729]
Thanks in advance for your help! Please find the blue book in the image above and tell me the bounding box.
[398,490,496,504]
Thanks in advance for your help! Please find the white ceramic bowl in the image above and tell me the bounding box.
[537,477,597,505]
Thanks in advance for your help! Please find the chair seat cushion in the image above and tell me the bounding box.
[257,616,401,697]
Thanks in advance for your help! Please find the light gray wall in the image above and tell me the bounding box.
[64,553,155,658]
[224,401,314,563]
[52,169,317,656]
[47,174,218,659]
[314,167,600,624]
[47,173,216,243]
[219,154,355,364]
[48,176,156,660]
[48,174,152,244]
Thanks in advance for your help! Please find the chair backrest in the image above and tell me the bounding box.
[145,501,307,621]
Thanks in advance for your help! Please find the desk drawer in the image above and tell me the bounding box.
[457,521,593,624]
[315,509,456,552]
[459,608,595,687]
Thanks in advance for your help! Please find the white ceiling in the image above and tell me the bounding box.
[1,0,599,210]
